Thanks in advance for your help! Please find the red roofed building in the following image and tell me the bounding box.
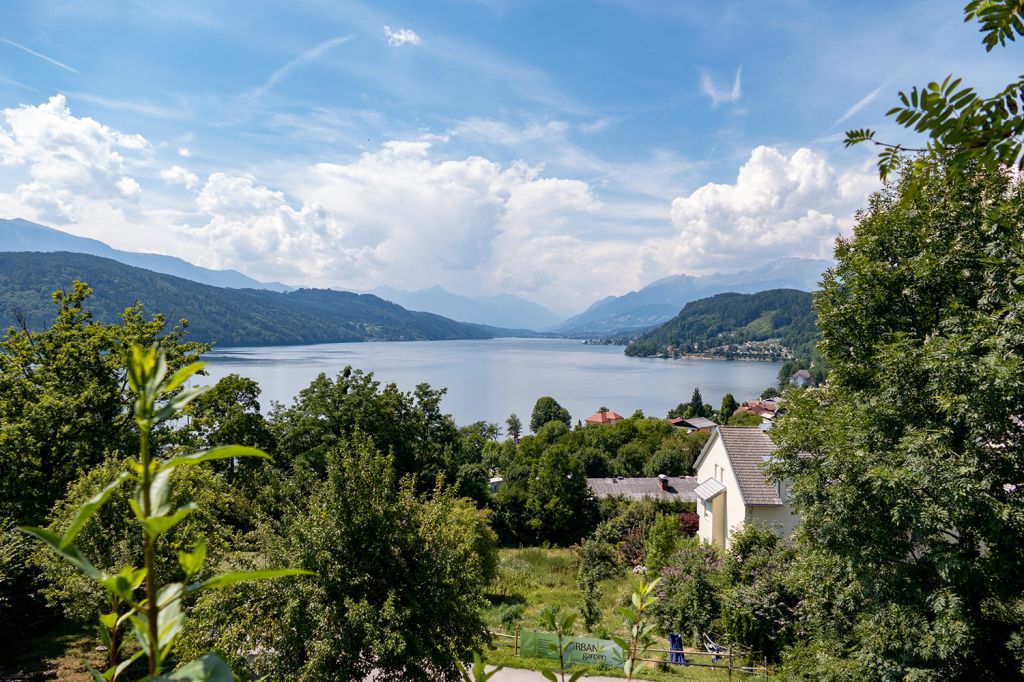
[585,410,624,425]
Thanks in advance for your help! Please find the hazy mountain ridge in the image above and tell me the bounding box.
[557,257,831,336]
[372,285,562,331]
[0,252,504,346]
[0,218,291,292]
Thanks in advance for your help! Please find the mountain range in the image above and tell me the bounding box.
[0,252,506,346]
[555,257,831,336]
[0,218,291,291]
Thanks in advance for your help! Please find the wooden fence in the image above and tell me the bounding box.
[488,629,769,680]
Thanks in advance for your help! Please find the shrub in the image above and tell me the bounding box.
[655,541,725,643]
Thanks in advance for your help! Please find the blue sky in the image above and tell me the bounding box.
[0,0,1019,314]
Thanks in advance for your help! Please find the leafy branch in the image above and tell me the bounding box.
[845,1,1024,179]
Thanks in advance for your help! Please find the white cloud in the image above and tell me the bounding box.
[116,176,141,198]
[637,146,875,276]
[160,165,198,189]
[384,26,422,47]
[699,65,742,106]
[178,146,191,157]
[0,94,147,222]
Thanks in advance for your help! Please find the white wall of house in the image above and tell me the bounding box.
[695,434,748,548]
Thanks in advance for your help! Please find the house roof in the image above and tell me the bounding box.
[694,426,782,506]
[792,369,812,379]
[585,411,624,424]
[586,476,697,501]
[682,417,717,429]
[693,477,726,501]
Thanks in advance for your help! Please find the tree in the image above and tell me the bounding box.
[718,393,739,423]
[759,386,781,401]
[269,367,458,487]
[688,387,706,418]
[177,437,498,680]
[0,282,206,525]
[845,0,1024,179]
[770,158,1024,678]
[506,413,523,443]
[175,374,275,484]
[530,396,571,433]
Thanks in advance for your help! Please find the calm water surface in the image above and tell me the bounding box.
[201,338,782,426]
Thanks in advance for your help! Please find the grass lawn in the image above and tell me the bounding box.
[482,547,772,681]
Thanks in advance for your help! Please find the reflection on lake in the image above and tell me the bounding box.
[201,338,782,426]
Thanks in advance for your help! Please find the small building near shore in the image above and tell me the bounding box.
[668,416,718,433]
[585,410,625,425]
[586,475,698,502]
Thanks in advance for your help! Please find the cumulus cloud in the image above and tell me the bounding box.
[177,146,191,157]
[637,146,875,276]
[160,165,199,190]
[699,66,742,106]
[384,26,422,47]
[0,94,147,222]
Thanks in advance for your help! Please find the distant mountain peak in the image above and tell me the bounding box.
[0,218,290,292]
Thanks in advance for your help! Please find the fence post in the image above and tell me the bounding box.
[763,655,768,681]
[515,628,519,657]
[728,646,733,679]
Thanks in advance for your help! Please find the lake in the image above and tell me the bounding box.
[201,338,782,426]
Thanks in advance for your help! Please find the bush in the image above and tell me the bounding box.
[644,514,683,573]
[655,541,725,643]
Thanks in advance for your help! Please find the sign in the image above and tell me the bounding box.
[520,629,623,669]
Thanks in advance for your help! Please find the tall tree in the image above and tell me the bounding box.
[718,393,739,424]
[0,282,205,524]
[529,396,571,433]
[506,413,523,443]
[771,158,1024,678]
[688,387,705,418]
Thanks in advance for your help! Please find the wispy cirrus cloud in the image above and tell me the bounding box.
[833,83,887,126]
[384,26,421,47]
[1,38,79,74]
[699,65,742,106]
[250,35,353,99]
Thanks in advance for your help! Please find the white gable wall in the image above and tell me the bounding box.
[695,433,748,548]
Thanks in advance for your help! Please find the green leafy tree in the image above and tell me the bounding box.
[644,514,682,573]
[530,396,571,433]
[718,393,739,424]
[770,158,1024,678]
[269,367,458,487]
[177,437,498,680]
[21,346,307,680]
[506,413,523,443]
[0,282,206,525]
[845,0,1024,179]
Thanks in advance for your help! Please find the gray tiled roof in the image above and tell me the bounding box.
[682,417,718,429]
[586,476,698,501]
[718,426,782,506]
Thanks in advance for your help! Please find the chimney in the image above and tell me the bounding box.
[657,474,669,491]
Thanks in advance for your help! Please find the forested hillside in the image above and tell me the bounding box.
[0,252,495,346]
[624,289,816,359]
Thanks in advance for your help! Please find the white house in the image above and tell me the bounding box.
[693,426,799,548]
